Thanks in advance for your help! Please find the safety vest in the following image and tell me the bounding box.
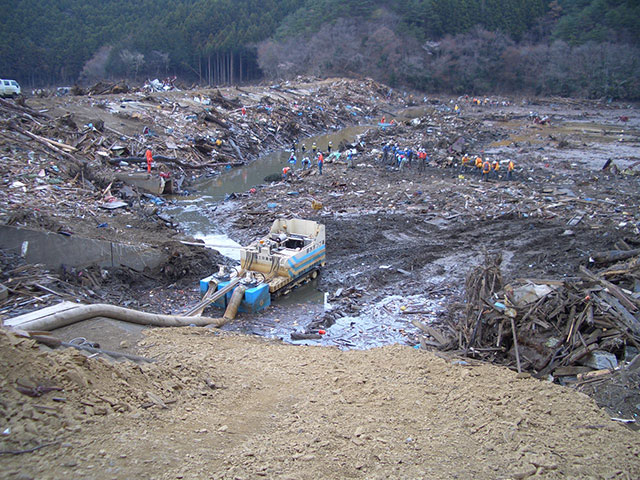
[318,153,324,164]
[462,155,469,164]
[475,157,482,168]
[493,162,499,171]
[508,161,514,171]
[482,161,491,173]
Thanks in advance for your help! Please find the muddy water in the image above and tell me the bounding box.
[163,125,370,238]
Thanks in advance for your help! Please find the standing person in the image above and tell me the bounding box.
[301,144,306,154]
[312,142,317,156]
[406,148,414,169]
[475,155,483,175]
[460,154,470,172]
[317,152,324,175]
[382,143,390,164]
[347,150,354,169]
[507,159,515,180]
[419,150,428,172]
[145,148,153,173]
[288,153,297,169]
[398,154,408,171]
[482,158,491,181]
[493,160,500,179]
[327,141,333,153]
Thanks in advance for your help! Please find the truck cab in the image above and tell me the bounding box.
[0,79,21,97]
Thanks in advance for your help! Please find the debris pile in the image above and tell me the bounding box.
[430,247,640,382]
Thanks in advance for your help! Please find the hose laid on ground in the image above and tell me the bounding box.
[14,304,230,332]
[29,334,155,363]
[223,285,246,321]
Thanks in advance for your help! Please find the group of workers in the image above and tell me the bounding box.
[280,137,516,183]
[460,154,515,181]
[382,144,429,171]
[283,143,327,179]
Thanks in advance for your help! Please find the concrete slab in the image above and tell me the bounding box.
[0,225,165,271]
[4,301,81,327]
[115,172,172,195]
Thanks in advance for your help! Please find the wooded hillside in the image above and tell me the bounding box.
[1,0,638,98]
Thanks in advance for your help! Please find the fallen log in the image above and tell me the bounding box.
[590,249,640,264]
[410,319,451,347]
[0,97,49,119]
[200,110,230,129]
[8,121,84,167]
[291,332,322,341]
[229,138,245,163]
[579,265,638,312]
[108,155,242,169]
[595,291,640,337]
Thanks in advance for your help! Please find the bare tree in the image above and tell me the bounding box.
[149,51,170,75]
[79,45,113,84]
[120,49,145,80]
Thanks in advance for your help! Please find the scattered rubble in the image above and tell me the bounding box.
[1,78,639,475]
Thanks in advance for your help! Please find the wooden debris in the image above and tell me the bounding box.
[445,250,640,376]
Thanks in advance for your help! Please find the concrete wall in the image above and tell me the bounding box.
[0,225,165,271]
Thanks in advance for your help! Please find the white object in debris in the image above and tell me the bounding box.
[511,283,555,305]
[582,350,618,370]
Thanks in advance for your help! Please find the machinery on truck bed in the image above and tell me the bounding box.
[196,218,325,316]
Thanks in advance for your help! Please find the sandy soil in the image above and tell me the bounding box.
[1,328,639,480]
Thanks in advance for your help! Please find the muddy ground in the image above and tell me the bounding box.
[1,79,639,477]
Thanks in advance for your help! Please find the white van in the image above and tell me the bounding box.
[0,79,21,97]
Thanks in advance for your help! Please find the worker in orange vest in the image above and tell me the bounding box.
[317,152,324,175]
[482,159,491,181]
[507,159,515,180]
[460,154,470,172]
[475,155,483,175]
[145,148,153,173]
[493,160,500,179]
[282,166,291,180]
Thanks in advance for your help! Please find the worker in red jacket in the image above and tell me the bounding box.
[145,149,153,173]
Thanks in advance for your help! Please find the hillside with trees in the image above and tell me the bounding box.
[1,0,638,98]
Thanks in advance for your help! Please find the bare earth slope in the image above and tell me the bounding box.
[1,328,639,480]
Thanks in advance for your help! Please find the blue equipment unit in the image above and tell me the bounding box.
[200,276,271,313]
